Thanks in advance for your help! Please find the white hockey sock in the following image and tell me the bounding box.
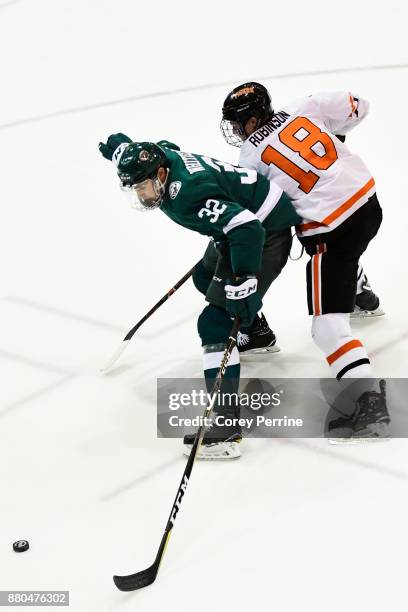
[312,313,373,379]
[202,345,240,372]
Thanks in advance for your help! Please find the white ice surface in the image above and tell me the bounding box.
[1,1,408,610]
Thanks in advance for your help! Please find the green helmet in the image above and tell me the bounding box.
[117,142,167,187]
[117,142,168,211]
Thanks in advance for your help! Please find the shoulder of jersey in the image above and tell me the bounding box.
[166,152,213,204]
[282,95,315,115]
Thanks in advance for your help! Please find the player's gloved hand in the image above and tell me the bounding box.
[99,133,132,165]
[224,276,262,327]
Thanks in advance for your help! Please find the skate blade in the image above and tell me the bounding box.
[350,307,385,319]
[183,442,241,460]
[240,344,281,356]
[328,436,390,445]
[328,422,390,444]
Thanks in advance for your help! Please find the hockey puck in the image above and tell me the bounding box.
[13,540,29,553]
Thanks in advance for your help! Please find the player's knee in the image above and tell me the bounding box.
[197,304,231,347]
[311,313,352,353]
[192,260,213,296]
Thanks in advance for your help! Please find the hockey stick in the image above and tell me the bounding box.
[113,315,241,591]
[101,264,197,372]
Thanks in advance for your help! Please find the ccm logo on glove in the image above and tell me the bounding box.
[225,277,258,300]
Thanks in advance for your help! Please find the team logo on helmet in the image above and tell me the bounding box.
[231,86,255,99]
[138,150,150,162]
[169,181,182,200]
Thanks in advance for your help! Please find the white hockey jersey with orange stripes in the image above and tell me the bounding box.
[239,91,375,236]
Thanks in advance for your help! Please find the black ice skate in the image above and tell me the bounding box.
[351,275,384,318]
[237,313,280,355]
[328,380,390,443]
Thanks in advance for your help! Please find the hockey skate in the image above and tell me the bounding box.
[328,380,390,443]
[351,276,385,318]
[237,313,280,355]
[183,432,242,460]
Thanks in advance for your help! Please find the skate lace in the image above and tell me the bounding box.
[361,274,372,292]
[237,332,250,346]
[356,392,389,424]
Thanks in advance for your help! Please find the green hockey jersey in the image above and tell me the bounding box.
[158,142,301,276]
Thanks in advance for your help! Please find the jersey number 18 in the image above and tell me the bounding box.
[261,116,338,194]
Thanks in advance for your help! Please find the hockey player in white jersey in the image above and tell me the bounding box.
[220,83,389,440]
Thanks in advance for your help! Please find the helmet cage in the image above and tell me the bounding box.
[117,142,168,211]
[220,118,247,148]
[221,82,273,147]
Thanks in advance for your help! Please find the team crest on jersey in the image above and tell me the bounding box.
[169,181,182,199]
[139,150,150,161]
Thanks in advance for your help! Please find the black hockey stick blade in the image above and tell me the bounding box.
[113,560,159,591]
[113,529,170,591]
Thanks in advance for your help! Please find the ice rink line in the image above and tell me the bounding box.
[0,374,75,417]
[0,347,73,378]
[101,456,182,502]
[369,330,408,358]
[282,439,408,482]
[0,62,407,131]
[0,348,75,417]
[0,0,24,9]
[4,295,196,340]
[102,437,408,504]
[5,295,125,334]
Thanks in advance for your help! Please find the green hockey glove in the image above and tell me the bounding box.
[224,276,262,327]
[99,133,132,165]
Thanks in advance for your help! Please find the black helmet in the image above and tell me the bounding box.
[220,82,273,147]
[117,142,168,211]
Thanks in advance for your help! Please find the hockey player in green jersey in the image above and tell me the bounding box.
[99,134,301,459]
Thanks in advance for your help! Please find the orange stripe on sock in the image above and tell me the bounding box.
[313,254,321,315]
[327,339,363,365]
